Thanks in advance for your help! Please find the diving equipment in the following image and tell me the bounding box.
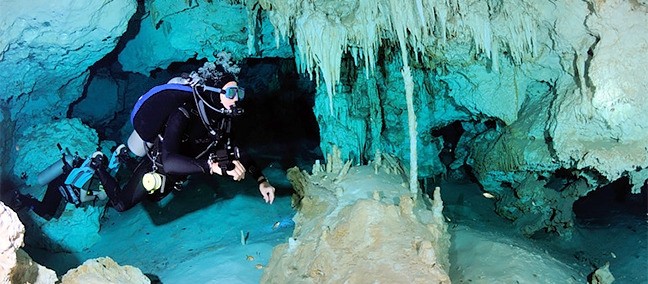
[142,171,166,193]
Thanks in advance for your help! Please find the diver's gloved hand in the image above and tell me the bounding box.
[169,72,204,86]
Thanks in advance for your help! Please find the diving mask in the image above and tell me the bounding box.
[204,85,245,101]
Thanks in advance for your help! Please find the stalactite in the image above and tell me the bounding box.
[292,8,347,115]
[246,2,260,55]
[254,0,539,114]
[402,65,418,197]
[388,0,419,198]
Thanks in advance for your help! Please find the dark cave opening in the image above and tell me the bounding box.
[573,176,648,220]
[72,56,323,194]
[234,57,322,172]
[540,167,579,191]
[431,120,464,158]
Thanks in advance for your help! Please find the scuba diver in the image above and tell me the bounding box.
[11,143,127,220]
[100,63,276,212]
[16,59,276,217]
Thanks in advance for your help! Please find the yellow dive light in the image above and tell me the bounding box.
[142,172,165,193]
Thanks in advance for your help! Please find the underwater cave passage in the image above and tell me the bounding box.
[431,120,465,163]
[69,56,324,204]
[572,176,648,221]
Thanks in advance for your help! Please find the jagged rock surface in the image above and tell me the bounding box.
[551,0,648,187]
[589,262,615,284]
[13,118,99,187]
[284,0,648,236]
[262,155,450,283]
[118,0,293,75]
[22,203,105,253]
[0,202,58,284]
[0,0,136,132]
[61,257,150,284]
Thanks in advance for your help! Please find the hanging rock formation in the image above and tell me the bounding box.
[118,0,293,75]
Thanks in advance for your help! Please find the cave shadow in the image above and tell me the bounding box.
[140,174,238,226]
[2,177,86,276]
[573,176,648,223]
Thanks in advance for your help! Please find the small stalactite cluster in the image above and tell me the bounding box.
[250,0,539,114]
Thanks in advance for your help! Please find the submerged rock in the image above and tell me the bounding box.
[0,202,58,283]
[262,153,450,283]
[61,257,150,284]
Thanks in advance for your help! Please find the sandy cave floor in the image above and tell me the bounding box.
[441,182,647,284]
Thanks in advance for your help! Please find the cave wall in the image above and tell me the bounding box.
[118,0,293,75]
[0,0,136,191]
[0,0,135,131]
[550,0,648,191]
[255,0,648,235]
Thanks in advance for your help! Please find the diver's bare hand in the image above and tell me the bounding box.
[226,160,246,181]
[209,160,245,181]
[259,179,275,204]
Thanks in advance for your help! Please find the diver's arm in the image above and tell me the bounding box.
[161,109,211,175]
[240,156,262,181]
[237,147,275,203]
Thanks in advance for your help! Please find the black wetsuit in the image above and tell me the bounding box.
[28,175,67,220]
[18,159,87,220]
[96,89,262,212]
[25,87,262,217]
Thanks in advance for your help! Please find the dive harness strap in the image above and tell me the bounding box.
[192,84,230,138]
[140,85,239,192]
[142,136,167,194]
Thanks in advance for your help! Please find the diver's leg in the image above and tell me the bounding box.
[95,156,151,212]
[94,166,123,210]
[113,160,151,211]
[30,175,65,220]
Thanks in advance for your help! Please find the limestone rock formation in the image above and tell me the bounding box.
[464,0,648,236]
[551,0,648,187]
[262,154,450,283]
[589,262,615,284]
[0,202,58,284]
[22,202,105,253]
[13,118,99,187]
[0,0,136,132]
[118,0,293,75]
[61,257,150,284]
[264,0,648,236]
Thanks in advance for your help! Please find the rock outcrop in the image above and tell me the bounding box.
[118,0,292,75]
[0,0,136,132]
[13,118,99,187]
[0,202,58,284]
[61,257,150,284]
[262,152,450,283]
